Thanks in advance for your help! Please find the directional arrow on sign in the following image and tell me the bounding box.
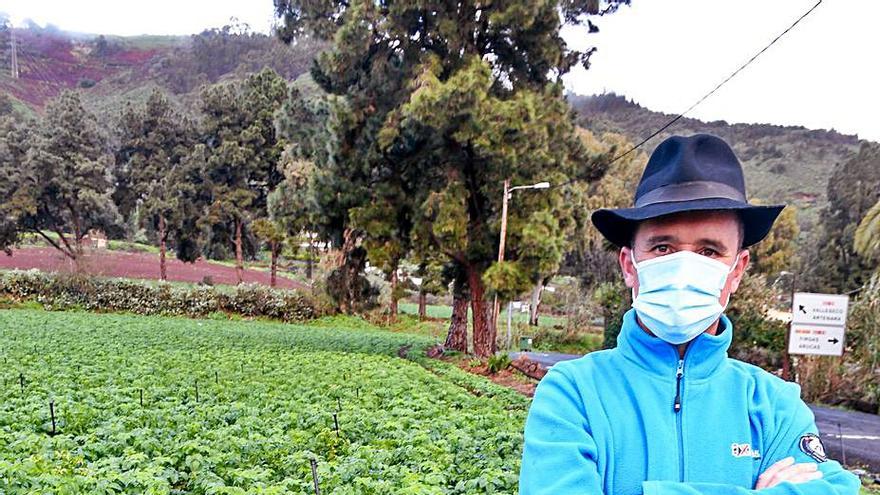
[828,338,840,344]
[799,305,807,314]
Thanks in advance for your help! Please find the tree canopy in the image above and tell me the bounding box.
[273,0,626,355]
[0,91,118,261]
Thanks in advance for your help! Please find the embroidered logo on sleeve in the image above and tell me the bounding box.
[798,434,827,462]
[731,443,761,459]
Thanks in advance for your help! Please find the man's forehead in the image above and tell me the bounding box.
[633,210,742,246]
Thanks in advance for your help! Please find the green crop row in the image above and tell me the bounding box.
[0,309,527,494]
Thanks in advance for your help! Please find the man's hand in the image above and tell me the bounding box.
[755,457,824,490]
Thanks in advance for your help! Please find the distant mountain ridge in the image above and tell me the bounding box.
[0,23,322,116]
[569,93,865,231]
[1,24,865,232]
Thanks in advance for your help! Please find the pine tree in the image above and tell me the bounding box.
[114,90,198,280]
[274,1,624,355]
[199,69,287,283]
[0,91,118,261]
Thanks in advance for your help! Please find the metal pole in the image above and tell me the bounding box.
[310,459,321,495]
[507,301,513,349]
[782,272,795,381]
[492,179,510,334]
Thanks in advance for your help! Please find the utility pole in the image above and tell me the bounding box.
[10,28,19,79]
[492,180,551,348]
[491,179,511,339]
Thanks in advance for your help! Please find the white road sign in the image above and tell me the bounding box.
[788,323,845,356]
[788,292,849,357]
[791,292,849,326]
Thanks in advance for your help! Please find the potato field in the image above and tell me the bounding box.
[0,310,528,494]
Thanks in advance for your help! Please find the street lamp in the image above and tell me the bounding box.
[493,179,552,349]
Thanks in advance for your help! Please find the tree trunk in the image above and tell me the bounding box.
[468,265,495,357]
[445,292,469,352]
[234,218,244,285]
[158,215,168,281]
[418,288,427,320]
[389,268,398,321]
[270,242,278,288]
[528,281,544,326]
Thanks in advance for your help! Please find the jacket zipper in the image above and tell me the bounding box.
[675,358,685,481]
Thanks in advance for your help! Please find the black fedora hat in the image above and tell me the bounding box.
[591,134,784,248]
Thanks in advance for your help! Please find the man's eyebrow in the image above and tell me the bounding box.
[644,235,678,245]
[642,235,732,252]
[696,238,731,252]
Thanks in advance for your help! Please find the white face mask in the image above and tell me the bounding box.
[630,249,738,345]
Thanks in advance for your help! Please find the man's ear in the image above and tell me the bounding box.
[728,249,750,293]
[619,247,637,289]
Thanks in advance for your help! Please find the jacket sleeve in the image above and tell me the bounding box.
[641,382,861,495]
[519,365,606,495]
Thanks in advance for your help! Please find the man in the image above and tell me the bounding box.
[519,134,861,495]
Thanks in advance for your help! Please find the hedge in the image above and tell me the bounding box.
[0,269,319,322]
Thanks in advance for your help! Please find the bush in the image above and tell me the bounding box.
[0,270,319,322]
[487,352,512,374]
[727,273,787,371]
[594,281,630,349]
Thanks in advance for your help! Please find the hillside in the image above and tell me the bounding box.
[0,24,866,233]
[0,23,322,117]
[570,93,865,232]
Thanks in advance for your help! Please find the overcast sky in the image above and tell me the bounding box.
[3,0,878,141]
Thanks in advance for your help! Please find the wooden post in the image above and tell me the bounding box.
[492,179,510,332]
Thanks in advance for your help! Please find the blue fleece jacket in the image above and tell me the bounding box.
[519,309,861,495]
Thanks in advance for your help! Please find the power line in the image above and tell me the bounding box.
[559,0,823,189]
[10,28,19,79]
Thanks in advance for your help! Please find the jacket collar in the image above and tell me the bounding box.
[616,308,732,381]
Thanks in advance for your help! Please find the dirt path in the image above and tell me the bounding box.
[0,247,308,290]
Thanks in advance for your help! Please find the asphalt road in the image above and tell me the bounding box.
[811,405,880,472]
[511,351,880,472]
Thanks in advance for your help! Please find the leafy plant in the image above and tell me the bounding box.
[487,353,512,374]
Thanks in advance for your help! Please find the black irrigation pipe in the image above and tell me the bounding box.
[333,412,340,438]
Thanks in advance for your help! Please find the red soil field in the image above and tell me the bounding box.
[0,248,308,290]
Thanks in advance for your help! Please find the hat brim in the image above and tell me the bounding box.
[591,198,785,248]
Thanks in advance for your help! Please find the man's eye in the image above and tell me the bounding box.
[652,245,670,254]
[700,248,718,257]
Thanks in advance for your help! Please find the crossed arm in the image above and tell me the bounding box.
[518,368,861,495]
